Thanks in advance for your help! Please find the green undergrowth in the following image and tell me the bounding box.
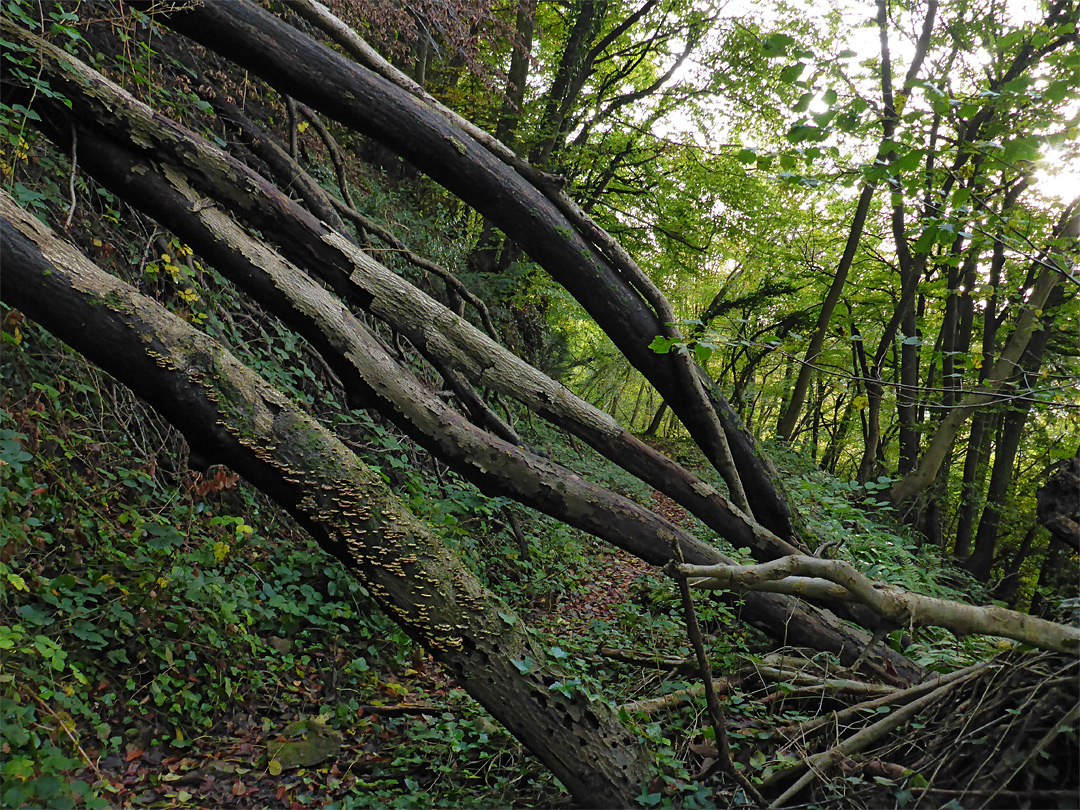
[0,327,565,809]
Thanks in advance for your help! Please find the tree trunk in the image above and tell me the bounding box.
[530,0,602,168]
[951,413,994,559]
[889,226,1072,506]
[993,524,1038,607]
[495,0,536,149]
[777,0,939,442]
[965,312,1055,581]
[0,192,654,807]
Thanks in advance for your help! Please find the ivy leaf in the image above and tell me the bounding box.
[511,657,535,674]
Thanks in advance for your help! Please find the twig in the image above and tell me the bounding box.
[619,679,738,716]
[202,88,350,234]
[666,551,765,806]
[296,101,356,210]
[34,695,100,775]
[285,95,298,160]
[330,197,501,341]
[775,660,986,743]
[63,122,78,228]
[768,676,963,807]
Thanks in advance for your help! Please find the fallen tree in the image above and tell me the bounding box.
[0,191,654,807]
[679,555,1080,654]
[125,0,798,542]
[0,17,927,683]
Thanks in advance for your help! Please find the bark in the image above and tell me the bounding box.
[125,0,796,540]
[0,192,654,807]
[965,410,1029,581]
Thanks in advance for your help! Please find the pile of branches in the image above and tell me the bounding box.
[744,649,1079,808]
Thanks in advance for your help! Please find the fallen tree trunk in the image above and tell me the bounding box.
[681,556,1080,653]
[0,191,655,807]
[0,19,800,566]
[54,121,920,685]
[127,0,799,542]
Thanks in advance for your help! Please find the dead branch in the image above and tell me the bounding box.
[681,555,1080,653]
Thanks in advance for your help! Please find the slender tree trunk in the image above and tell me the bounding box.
[821,394,855,475]
[965,311,1055,581]
[530,0,602,168]
[993,524,1038,607]
[496,0,536,149]
[889,246,1070,505]
[952,412,995,559]
[777,0,939,441]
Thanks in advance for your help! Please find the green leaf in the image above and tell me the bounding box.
[892,148,924,173]
[779,62,805,82]
[498,611,517,626]
[793,92,813,113]
[510,657,534,674]
[735,147,757,165]
[912,227,938,254]
[648,336,674,354]
[549,646,570,660]
[822,88,838,106]
[787,124,825,143]
[761,33,794,57]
